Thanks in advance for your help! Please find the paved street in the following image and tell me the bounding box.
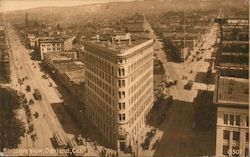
[4,23,100,156]
[137,18,218,156]
[4,19,116,156]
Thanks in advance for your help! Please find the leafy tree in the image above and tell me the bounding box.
[0,87,26,151]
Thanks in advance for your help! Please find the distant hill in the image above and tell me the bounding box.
[6,0,248,25]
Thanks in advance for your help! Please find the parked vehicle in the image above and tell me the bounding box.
[42,74,48,79]
[29,99,34,105]
[34,112,39,118]
[26,85,31,92]
[184,80,193,90]
[165,80,177,87]
[33,89,42,100]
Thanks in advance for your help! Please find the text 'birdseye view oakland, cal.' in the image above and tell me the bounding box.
[0,0,249,156]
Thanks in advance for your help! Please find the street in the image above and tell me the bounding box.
[137,17,218,156]
[4,23,100,156]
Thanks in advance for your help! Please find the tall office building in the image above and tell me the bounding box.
[214,17,249,157]
[214,72,249,157]
[83,34,154,151]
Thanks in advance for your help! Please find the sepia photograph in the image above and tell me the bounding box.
[0,0,249,156]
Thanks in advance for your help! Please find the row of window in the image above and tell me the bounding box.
[118,80,126,88]
[86,86,113,116]
[130,93,153,127]
[118,83,152,123]
[85,52,115,74]
[41,43,62,47]
[130,69,152,96]
[119,113,126,121]
[88,98,114,139]
[88,96,114,123]
[223,130,249,141]
[118,68,125,77]
[41,47,61,52]
[118,102,126,110]
[87,80,113,104]
[130,76,153,105]
[223,114,249,127]
[132,114,145,137]
[86,70,114,96]
[129,51,152,74]
[223,130,239,141]
[86,64,113,85]
[130,60,152,83]
[46,48,61,51]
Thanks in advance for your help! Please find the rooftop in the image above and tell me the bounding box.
[44,52,77,62]
[214,75,249,107]
[54,61,84,74]
[84,38,153,55]
[64,69,85,85]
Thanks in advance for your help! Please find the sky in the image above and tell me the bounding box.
[0,0,136,12]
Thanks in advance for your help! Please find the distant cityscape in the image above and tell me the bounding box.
[0,0,249,156]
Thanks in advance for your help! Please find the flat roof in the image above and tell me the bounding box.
[54,61,84,73]
[44,52,76,61]
[65,69,85,84]
[214,75,249,106]
[84,38,154,56]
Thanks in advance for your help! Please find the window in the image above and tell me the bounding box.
[230,115,234,125]
[122,80,125,87]
[118,103,125,110]
[119,103,122,110]
[118,80,121,87]
[235,115,240,126]
[223,145,229,155]
[223,130,230,140]
[122,91,125,98]
[245,148,249,157]
[247,116,249,126]
[118,69,121,76]
[118,92,122,99]
[224,114,228,124]
[122,69,125,76]
[233,131,240,141]
[119,114,126,121]
[119,114,122,121]
[122,114,126,120]
[246,132,249,142]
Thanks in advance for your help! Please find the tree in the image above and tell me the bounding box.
[0,87,26,151]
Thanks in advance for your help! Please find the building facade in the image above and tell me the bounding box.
[214,73,249,157]
[214,17,249,157]
[83,38,154,151]
[39,38,64,60]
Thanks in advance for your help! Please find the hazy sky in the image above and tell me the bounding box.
[0,0,136,12]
